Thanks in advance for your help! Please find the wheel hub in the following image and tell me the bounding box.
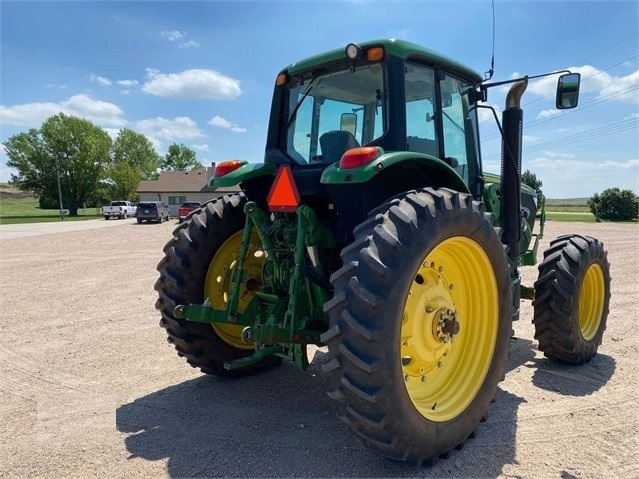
[438,308,460,339]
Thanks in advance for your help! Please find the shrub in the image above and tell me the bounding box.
[588,188,638,221]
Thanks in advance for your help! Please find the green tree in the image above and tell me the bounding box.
[588,188,638,222]
[109,128,161,201]
[4,113,112,215]
[522,170,543,191]
[161,143,202,171]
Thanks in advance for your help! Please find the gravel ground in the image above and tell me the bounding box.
[0,218,637,478]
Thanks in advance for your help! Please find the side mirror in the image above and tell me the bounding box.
[556,73,581,109]
[340,113,357,136]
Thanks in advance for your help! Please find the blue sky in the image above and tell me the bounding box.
[1,0,638,199]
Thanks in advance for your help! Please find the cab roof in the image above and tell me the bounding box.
[285,39,483,85]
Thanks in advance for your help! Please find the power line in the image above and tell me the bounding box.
[574,33,639,65]
[526,118,639,152]
[483,118,639,162]
[487,32,639,108]
[482,83,639,142]
[487,53,639,115]
[480,34,639,163]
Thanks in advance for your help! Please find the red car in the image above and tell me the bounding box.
[177,201,201,222]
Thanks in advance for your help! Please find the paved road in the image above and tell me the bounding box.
[0,218,133,240]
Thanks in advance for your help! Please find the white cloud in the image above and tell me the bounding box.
[104,128,121,140]
[0,94,125,127]
[160,29,200,48]
[522,135,540,143]
[531,157,639,172]
[145,67,160,78]
[209,115,232,129]
[541,151,575,159]
[477,103,500,123]
[45,83,67,89]
[143,69,242,100]
[135,116,204,141]
[179,40,200,49]
[599,69,639,103]
[116,79,139,87]
[209,115,246,133]
[161,30,184,42]
[191,143,209,152]
[528,65,639,104]
[527,155,639,197]
[90,74,112,86]
[536,109,562,119]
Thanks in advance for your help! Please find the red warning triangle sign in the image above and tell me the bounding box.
[267,165,300,213]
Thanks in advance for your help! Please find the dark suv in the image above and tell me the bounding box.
[136,201,170,223]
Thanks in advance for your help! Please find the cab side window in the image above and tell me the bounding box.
[405,63,438,157]
[439,75,475,182]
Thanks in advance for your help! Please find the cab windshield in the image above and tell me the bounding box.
[284,63,385,164]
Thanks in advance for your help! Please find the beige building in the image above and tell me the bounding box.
[137,164,241,216]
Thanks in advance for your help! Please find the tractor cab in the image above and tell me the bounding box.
[267,40,483,192]
[214,39,485,238]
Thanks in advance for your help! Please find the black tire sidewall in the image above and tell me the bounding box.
[156,194,281,375]
[534,235,610,362]
[382,195,510,453]
[327,189,512,460]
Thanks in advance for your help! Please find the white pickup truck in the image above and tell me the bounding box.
[102,201,136,220]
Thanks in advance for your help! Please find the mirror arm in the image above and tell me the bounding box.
[480,69,573,101]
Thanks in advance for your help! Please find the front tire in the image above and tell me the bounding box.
[155,194,280,376]
[322,188,511,464]
[533,235,611,364]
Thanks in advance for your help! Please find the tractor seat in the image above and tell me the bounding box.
[319,130,360,164]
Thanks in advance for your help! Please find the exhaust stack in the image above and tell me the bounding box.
[500,79,528,321]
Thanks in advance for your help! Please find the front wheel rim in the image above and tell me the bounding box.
[578,264,605,341]
[402,236,499,422]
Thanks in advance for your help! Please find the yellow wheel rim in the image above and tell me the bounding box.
[578,264,605,341]
[204,230,264,349]
[402,236,499,422]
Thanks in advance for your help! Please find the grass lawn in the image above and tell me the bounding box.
[546,205,590,213]
[0,196,102,224]
[545,211,596,222]
[0,186,630,226]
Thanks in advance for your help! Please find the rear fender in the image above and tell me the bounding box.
[320,151,467,193]
[209,163,277,188]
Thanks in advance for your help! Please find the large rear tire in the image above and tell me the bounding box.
[533,234,611,364]
[155,193,281,376]
[322,188,511,464]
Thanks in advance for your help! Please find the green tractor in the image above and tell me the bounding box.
[155,39,611,464]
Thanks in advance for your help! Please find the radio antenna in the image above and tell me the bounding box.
[484,0,496,81]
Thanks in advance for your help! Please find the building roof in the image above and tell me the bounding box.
[137,165,240,194]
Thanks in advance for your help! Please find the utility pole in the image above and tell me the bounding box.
[56,155,65,221]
